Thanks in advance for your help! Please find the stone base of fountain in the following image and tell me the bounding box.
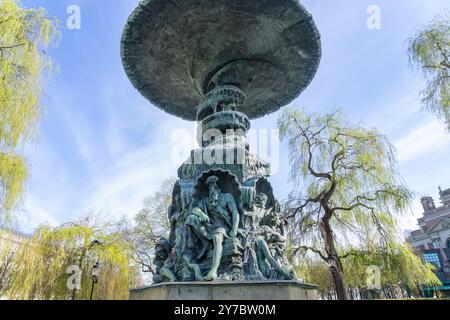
[129,280,318,300]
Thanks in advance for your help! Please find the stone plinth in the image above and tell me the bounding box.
[129,281,318,300]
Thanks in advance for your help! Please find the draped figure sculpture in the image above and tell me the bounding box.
[186,175,241,281]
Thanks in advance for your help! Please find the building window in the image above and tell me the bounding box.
[423,253,441,268]
[431,238,441,249]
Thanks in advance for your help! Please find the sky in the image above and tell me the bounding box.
[15,0,450,234]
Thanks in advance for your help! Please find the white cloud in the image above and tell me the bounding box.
[394,120,449,163]
[22,105,197,232]
[22,196,60,230]
[60,106,97,162]
[77,142,179,219]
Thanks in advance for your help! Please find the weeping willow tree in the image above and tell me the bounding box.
[3,217,140,300]
[408,13,449,131]
[279,108,413,300]
[0,0,59,221]
[341,244,440,299]
[0,229,23,295]
[295,244,439,300]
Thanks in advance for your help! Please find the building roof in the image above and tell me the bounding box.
[440,187,450,197]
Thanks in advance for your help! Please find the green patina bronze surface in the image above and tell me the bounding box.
[121,0,321,121]
[121,0,321,284]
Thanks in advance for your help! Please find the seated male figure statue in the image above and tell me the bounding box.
[186,175,240,281]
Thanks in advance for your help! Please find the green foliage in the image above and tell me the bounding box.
[277,108,440,298]
[3,216,139,300]
[295,258,333,295]
[408,13,450,131]
[296,244,440,299]
[0,0,59,220]
[0,154,27,219]
[0,229,20,294]
[279,108,412,252]
[342,244,440,295]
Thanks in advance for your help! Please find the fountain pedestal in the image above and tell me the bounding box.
[130,281,318,300]
[121,0,322,300]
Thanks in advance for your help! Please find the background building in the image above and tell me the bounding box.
[406,187,450,296]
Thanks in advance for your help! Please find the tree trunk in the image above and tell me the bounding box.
[319,215,348,300]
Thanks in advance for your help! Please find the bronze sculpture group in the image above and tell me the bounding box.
[154,174,296,282]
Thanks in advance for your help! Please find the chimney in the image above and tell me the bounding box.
[421,196,435,213]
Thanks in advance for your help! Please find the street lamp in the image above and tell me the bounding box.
[89,261,101,300]
[71,239,102,300]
